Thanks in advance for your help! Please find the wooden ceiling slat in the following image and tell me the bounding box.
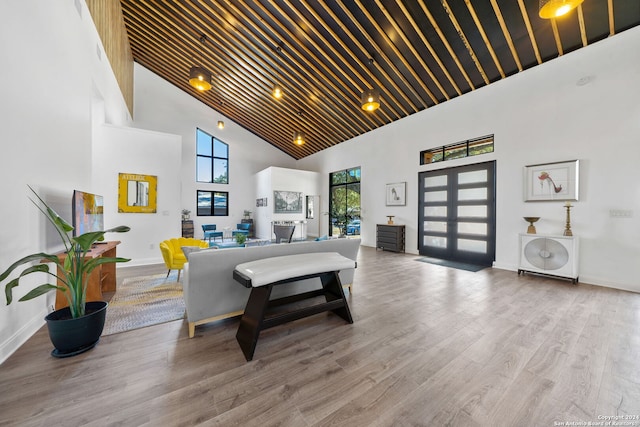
[165,0,353,147]
[226,0,379,134]
[163,2,350,148]
[124,13,323,154]
[488,0,523,72]
[334,1,427,110]
[551,19,564,56]
[276,0,398,123]
[375,0,450,101]
[517,0,542,64]
[440,0,490,85]
[608,0,615,35]
[355,2,439,106]
[119,0,639,159]
[301,2,412,117]
[577,5,588,46]
[465,1,506,78]
[416,0,476,91]
[395,0,462,97]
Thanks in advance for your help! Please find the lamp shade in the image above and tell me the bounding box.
[361,88,380,112]
[217,120,224,129]
[189,66,212,91]
[293,131,305,146]
[273,83,283,99]
[539,0,584,19]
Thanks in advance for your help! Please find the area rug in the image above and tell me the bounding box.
[102,272,184,336]
[415,257,487,272]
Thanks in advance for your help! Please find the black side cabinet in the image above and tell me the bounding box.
[376,224,405,252]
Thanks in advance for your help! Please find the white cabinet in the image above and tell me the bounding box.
[518,234,579,283]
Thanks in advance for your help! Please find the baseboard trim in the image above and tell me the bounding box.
[0,309,47,365]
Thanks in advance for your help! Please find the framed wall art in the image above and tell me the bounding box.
[118,173,157,213]
[524,160,579,202]
[274,191,303,213]
[386,182,406,206]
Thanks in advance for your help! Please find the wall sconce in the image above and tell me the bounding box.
[539,0,584,19]
[188,35,212,92]
[293,131,305,146]
[217,120,224,130]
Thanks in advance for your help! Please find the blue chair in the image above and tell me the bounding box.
[232,223,250,238]
[202,224,223,243]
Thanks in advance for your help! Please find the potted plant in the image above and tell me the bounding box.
[1,186,130,357]
[235,232,247,246]
[181,209,191,221]
[243,210,252,219]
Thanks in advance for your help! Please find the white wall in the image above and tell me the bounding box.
[92,125,182,266]
[254,167,321,239]
[0,1,132,363]
[299,26,640,293]
[131,64,298,240]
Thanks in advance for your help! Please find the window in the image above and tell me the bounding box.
[197,190,228,216]
[196,128,228,183]
[421,134,494,165]
[329,167,361,237]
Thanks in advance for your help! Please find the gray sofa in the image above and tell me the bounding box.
[183,238,361,337]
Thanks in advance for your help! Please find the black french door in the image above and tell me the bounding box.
[418,161,496,266]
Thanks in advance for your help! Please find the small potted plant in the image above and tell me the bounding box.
[181,209,191,221]
[243,210,252,219]
[235,232,247,246]
[1,186,130,357]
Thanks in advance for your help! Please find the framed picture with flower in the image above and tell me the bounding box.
[524,160,579,202]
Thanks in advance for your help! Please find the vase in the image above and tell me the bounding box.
[45,301,108,358]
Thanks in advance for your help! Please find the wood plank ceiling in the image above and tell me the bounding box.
[120,1,640,159]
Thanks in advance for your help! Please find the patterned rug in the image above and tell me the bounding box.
[102,272,185,336]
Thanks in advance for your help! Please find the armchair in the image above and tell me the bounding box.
[202,224,223,243]
[273,225,295,243]
[232,223,251,239]
[159,237,208,281]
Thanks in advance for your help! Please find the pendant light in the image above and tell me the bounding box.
[189,35,212,92]
[539,0,584,19]
[361,58,380,112]
[273,44,284,100]
[293,131,305,146]
[217,120,224,130]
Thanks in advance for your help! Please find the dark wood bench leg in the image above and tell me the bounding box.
[321,272,353,323]
[236,284,273,361]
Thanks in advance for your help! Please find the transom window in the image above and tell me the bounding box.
[196,128,228,183]
[420,134,494,165]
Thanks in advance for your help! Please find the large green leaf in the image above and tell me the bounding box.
[18,284,63,302]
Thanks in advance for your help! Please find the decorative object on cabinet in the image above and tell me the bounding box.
[387,215,395,225]
[563,202,573,236]
[524,160,579,202]
[181,209,191,220]
[376,224,405,252]
[518,234,579,283]
[386,182,406,206]
[523,217,540,234]
[118,173,157,213]
[181,220,194,238]
[274,190,302,213]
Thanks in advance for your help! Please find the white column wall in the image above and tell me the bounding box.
[299,26,640,293]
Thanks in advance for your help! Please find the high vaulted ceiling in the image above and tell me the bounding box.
[120,1,639,159]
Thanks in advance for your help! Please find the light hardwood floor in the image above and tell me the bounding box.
[1,246,639,426]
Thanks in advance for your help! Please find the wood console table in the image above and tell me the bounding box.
[54,241,121,309]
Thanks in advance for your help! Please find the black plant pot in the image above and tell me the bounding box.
[45,301,108,358]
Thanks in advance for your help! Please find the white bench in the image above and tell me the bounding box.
[233,252,355,361]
